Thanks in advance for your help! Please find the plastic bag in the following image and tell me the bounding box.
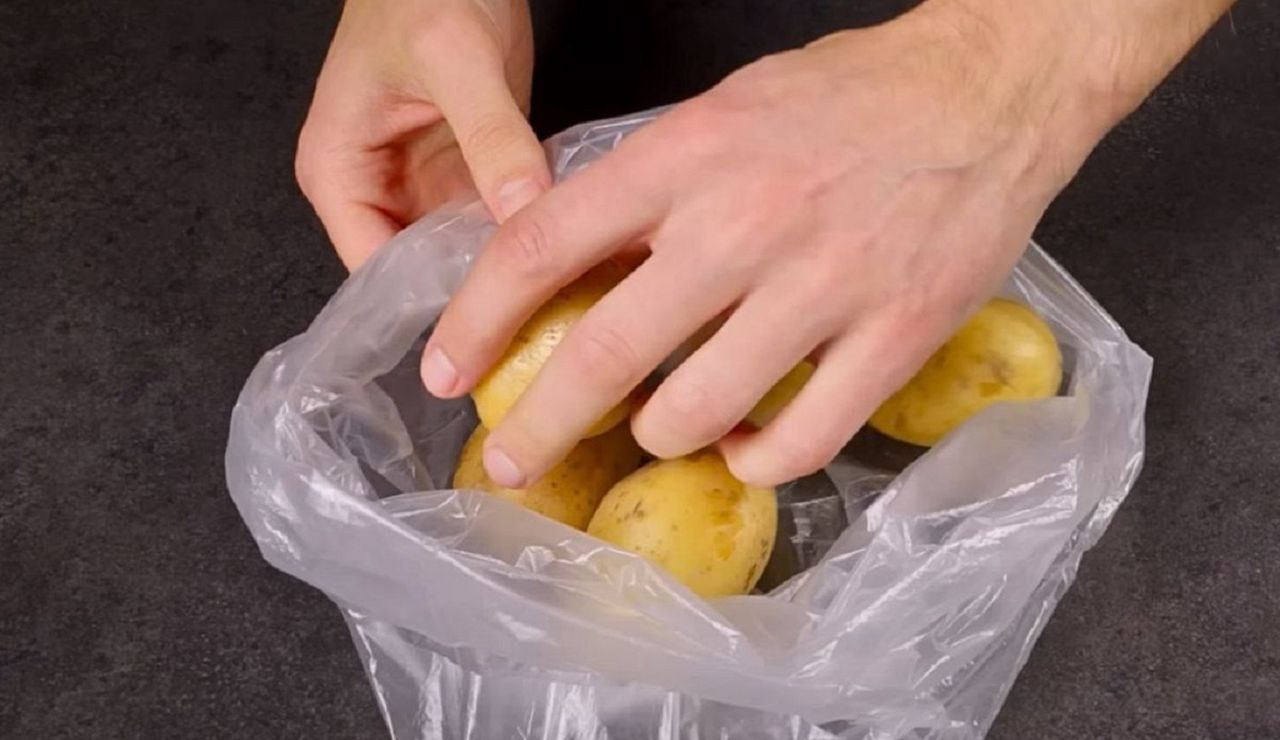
[225,109,1152,740]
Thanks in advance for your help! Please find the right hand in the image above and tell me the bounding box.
[296,0,549,270]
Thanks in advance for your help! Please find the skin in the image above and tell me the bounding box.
[298,0,1235,488]
[454,423,642,530]
[295,0,549,270]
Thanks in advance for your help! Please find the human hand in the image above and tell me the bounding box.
[296,0,548,270]
[423,0,1230,488]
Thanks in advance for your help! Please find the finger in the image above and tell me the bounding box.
[422,140,669,398]
[296,121,404,271]
[396,126,479,221]
[480,247,744,487]
[424,41,549,222]
[309,192,401,272]
[633,286,833,459]
[719,318,931,487]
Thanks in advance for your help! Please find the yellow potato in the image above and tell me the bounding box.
[453,423,643,530]
[869,297,1063,447]
[745,361,815,428]
[471,263,631,437]
[587,451,777,598]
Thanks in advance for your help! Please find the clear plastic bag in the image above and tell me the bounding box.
[225,110,1152,740]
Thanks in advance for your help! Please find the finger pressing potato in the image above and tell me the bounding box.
[471,262,634,437]
[453,423,642,529]
[740,299,1062,449]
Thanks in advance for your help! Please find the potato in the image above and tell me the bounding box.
[869,297,1062,447]
[453,423,642,530]
[745,361,815,428]
[471,263,631,437]
[587,451,777,598]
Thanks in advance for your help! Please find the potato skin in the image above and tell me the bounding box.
[745,361,815,428]
[453,423,642,530]
[470,263,631,437]
[869,298,1063,447]
[587,451,777,598]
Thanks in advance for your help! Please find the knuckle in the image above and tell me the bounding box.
[720,51,791,95]
[493,215,555,280]
[566,322,643,394]
[795,262,854,319]
[635,378,736,456]
[662,377,737,439]
[457,111,526,160]
[882,291,955,342]
[739,175,817,238]
[647,99,731,160]
[772,432,840,479]
[702,233,767,275]
[691,234,742,267]
[293,129,321,198]
[409,10,480,64]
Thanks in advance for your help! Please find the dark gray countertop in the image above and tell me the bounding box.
[2,1,1277,738]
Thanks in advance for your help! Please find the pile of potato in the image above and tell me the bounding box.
[451,266,1063,599]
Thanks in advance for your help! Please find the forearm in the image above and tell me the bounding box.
[843,0,1235,192]
[1090,0,1236,98]
[932,0,1236,125]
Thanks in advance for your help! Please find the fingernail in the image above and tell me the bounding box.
[421,347,458,397]
[483,443,525,488]
[496,178,542,222]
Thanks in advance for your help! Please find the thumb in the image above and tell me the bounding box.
[432,62,551,222]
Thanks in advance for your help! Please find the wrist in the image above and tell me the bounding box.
[875,0,1168,191]
[912,0,1234,128]
[804,3,1111,187]
[914,1,1120,131]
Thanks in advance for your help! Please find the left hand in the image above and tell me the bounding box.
[422,2,1121,488]
[295,0,546,271]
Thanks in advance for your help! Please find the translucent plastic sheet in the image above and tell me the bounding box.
[225,110,1152,740]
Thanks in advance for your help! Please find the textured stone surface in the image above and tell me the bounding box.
[1,1,1277,738]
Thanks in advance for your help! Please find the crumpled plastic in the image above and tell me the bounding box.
[225,109,1152,740]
